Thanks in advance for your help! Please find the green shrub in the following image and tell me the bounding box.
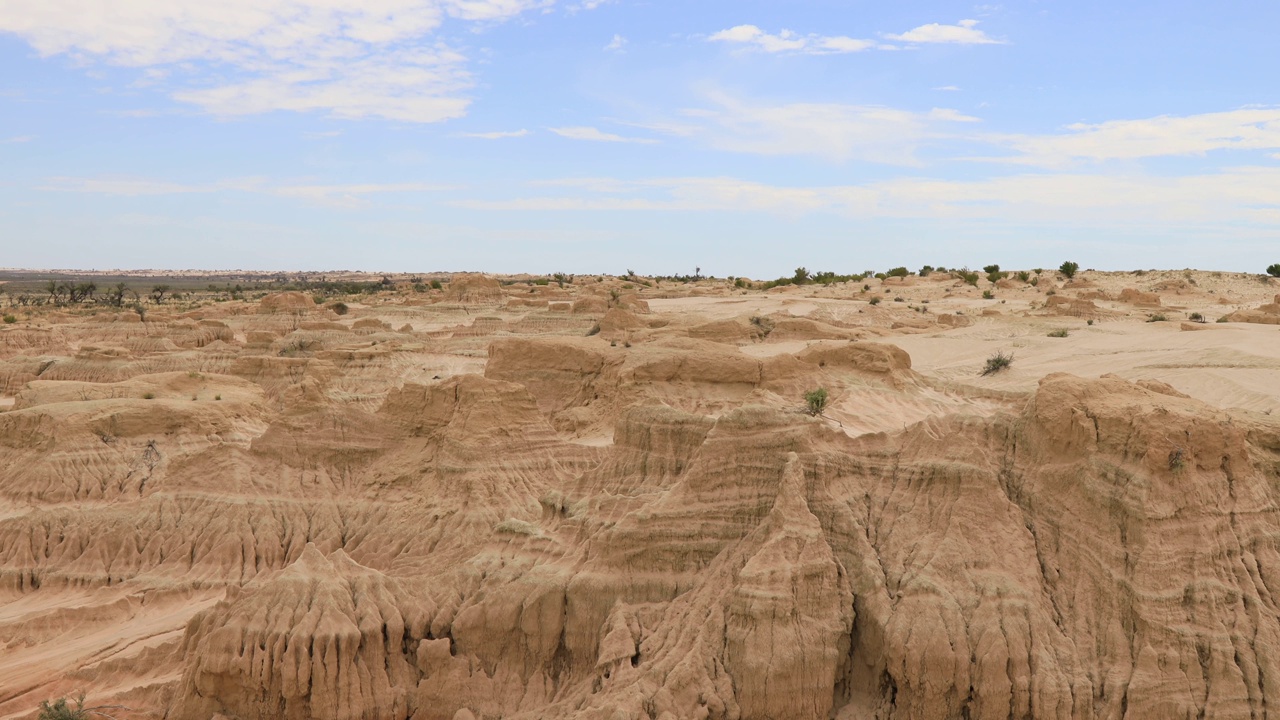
[804,388,829,416]
[886,267,909,277]
[430,279,443,290]
[1147,313,1168,322]
[868,296,881,305]
[1188,312,1205,323]
[38,696,87,720]
[919,265,934,276]
[1016,271,1030,282]
[1059,261,1079,279]
[1267,264,1280,278]
[330,302,348,315]
[142,392,156,400]
[2,314,15,324]
[1048,328,1069,337]
[956,270,979,287]
[1087,319,1095,325]
[981,351,1014,376]
[982,290,995,299]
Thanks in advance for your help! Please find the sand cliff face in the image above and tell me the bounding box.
[2,273,1280,720]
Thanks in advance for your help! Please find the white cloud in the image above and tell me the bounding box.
[451,168,1280,229]
[886,19,1003,45]
[933,85,961,91]
[457,129,530,138]
[38,175,455,208]
[675,93,980,164]
[2,135,35,143]
[549,126,659,143]
[708,25,875,54]
[989,108,1280,166]
[0,0,549,122]
[605,34,627,51]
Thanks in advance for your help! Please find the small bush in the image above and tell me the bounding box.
[2,314,15,324]
[804,388,829,416]
[215,395,222,401]
[893,296,905,302]
[430,280,443,290]
[982,290,995,299]
[1216,316,1229,323]
[981,351,1014,376]
[1267,264,1280,278]
[1189,312,1205,323]
[586,323,601,336]
[886,267,910,278]
[1147,313,1168,322]
[1016,271,1030,282]
[1059,261,1079,279]
[331,302,349,315]
[919,265,934,276]
[1087,319,1095,326]
[142,392,156,400]
[749,316,775,336]
[868,296,881,305]
[1048,328,1069,337]
[38,696,87,720]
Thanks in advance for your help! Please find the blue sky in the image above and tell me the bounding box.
[1,0,1278,276]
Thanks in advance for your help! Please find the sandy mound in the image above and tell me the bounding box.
[258,291,316,313]
[446,273,503,304]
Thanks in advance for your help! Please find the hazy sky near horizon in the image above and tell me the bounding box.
[1,1,1278,276]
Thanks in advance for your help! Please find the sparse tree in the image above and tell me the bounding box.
[68,281,96,304]
[1267,264,1280,278]
[150,284,171,304]
[793,267,810,285]
[1059,261,1079,279]
[104,282,128,307]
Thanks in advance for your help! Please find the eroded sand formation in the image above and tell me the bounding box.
[3,269,1280,720]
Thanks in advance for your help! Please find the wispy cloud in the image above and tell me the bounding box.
[549,126,659,144]
[458,129,530,139]
[933,85,962,92]
[38,175,456,208]
[452,168,1280,229]
[671,93,980,164]
[886,19,1004,45]
[0,1,551,122]
[2,135,35,143]
[708,25,877,54]
[605,34,627,52]
[987,107,1280,166]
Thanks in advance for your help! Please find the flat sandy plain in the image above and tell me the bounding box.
[2,267,1280,720]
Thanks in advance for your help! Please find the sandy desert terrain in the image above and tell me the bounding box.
[3,267,1280,720]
